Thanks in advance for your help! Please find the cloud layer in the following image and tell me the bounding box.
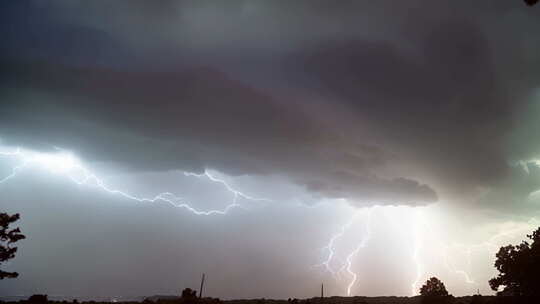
[2,0,540,207]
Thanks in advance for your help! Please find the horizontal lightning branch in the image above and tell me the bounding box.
[0,147,270,215]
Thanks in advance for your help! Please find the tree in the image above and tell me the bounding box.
[419,277,451,304]
[0,212,26,279]
[420,277,449,297]
[181,288,197,299]
[28,295,48,304]
[489,226,540,296]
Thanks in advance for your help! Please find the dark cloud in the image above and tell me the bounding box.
[474,162,540,214]
[294,19,510,195]
[0,59,435,205]
[2,0,540,207]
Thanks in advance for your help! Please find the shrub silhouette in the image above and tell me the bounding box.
[182,288,197,298]
[28,295,48,304]
[420,277,449,297]
[419,277,451,304]
[181,288,198,304]
[0,212,26,279]
[489,226,540,296]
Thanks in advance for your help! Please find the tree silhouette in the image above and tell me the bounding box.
[489,226,540,296]
[525,0,539,6]
[420,277,449,297]
[181,288,198,304]
[28,294,48,304]
[419,277,450,304]
[182,288,197,298]
[0,212,26,279]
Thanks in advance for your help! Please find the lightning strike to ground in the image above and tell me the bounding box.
[439,217,539,287]
[411,208,424,296]
[315,207,374,296]
[345,207,374,296]
[315,211,360,278]
[428,161,540,290]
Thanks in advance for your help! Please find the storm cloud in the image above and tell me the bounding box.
[1,1,540,207]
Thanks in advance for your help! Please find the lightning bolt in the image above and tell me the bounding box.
[344,207,373,296]
[183,171,270,204]
[410,208,423,296]
[439,217,539,287]
[315,211,360,278]
[315,205,535,296]
[410,208,479,295]
[0,148,29,183]
[315,207,374,296]
[440,244,475,285]
[0,146,269,215]
[431,160,540,290]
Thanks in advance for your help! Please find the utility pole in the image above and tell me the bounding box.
[321,283,324,299]
[199,273,206,298]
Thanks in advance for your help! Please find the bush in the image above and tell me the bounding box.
[28,295,48,304]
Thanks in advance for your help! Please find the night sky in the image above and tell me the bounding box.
[2,0,540,300]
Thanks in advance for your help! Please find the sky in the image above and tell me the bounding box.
[2,0,540,300]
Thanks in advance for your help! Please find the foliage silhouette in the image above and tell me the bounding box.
[182,288,197,299]
[420,277,449,297]
[0,212,26,279]
[181,288,198,304]
[489,226,540,296]
[27,295,48,304]
[419,277,451,304]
